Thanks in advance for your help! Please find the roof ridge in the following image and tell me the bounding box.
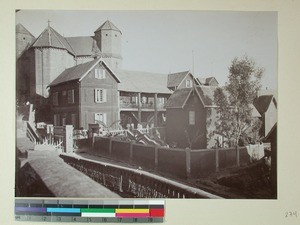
[31,28,48,47]
[168,70,190,75]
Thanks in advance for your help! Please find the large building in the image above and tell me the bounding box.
[16,20,206,128]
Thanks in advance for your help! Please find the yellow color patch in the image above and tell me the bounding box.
[115,209,149,213]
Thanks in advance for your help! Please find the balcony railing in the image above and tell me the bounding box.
[120,100,166,110]
[120,101,139,109]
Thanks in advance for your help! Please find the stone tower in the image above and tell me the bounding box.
[30,23,75,99]
[16,23,35,59]
[16,24,35,103]
[94,20,122,69]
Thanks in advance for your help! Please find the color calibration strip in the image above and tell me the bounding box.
[15,199,165,223]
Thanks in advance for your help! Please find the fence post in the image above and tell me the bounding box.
[108,138,112,156]
[155,146,158,170]
[129,142,133,164]
[236,145,240,167]
[64,125,74,153]
[92,134,95,150]
[215,149,219,172]
[185,148,191,178]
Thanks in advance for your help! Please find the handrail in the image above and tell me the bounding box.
[26,122,40,143]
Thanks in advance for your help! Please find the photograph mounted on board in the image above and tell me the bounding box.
[15,10,277,199]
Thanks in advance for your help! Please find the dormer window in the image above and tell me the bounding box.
[95,68,106,79]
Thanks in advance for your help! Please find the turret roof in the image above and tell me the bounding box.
[94,20,122,34]
[31,25,75,55]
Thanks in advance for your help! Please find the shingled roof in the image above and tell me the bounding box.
[165,88,192,108]
[48,58,120,87]
[65,36,100,56]
[95,20,122,34]
[116,69,172,94]
[167,71,189,88]
[195,86,218,107]
[196,77,219,86]
[253,95,276,114]
[166,85,217,108]
[31,25,75,56]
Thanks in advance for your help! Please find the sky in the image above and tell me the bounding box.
[16,10,277,89]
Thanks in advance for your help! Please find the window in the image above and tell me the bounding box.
[62,90,66,96]
[62,117,66,126]
[186,79,192,88]
[53,92,59,106]
[67,89,75,104]
[71,113,77,128]
[189,111,195,125]
[95,68,106,79]
[95,113,107,125]
[158,97,165,104]
[95,89,107,103]
[54,114,60,126]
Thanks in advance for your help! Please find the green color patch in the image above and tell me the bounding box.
[80,208,115,213]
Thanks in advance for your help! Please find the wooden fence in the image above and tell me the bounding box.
[91,136,252,178]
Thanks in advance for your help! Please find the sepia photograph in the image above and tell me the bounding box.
[15,10,277,199]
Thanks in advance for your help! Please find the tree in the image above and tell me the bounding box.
[214,56,264,147]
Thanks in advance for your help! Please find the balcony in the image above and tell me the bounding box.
[120,101,138,109]
[120,100,166,111]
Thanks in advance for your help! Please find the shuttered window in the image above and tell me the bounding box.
[95,68,106,79]
[67,89,75,104]
[95,89,107,103]
[95,113,107,125]
[53,92,59,106]
[54,114,60,126]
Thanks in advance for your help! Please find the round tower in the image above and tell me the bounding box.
[16,23,35,59]
[94,20,122,69]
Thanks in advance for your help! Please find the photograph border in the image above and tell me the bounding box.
[1,0,300,225]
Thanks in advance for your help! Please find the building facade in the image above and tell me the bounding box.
[49,58,120,129]
[17,20,214,130]
[165,86,219,149]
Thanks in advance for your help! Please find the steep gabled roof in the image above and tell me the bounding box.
[95,20,122,34]
[166,85,262,119]
[31,25,75,56]
[250,104,261,118]
[196,76,219,86]
[166,85,217,109]
[165,88,192,108]
[167,71,189,88]
[16,23,35,38]
[48,58,120,87]
[195,85,218,107]
[253,95,276,114]
[115,69,171,94]
[65,36,100,56]
[263,123,277,142]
